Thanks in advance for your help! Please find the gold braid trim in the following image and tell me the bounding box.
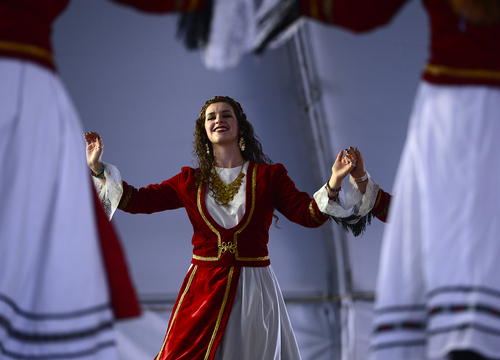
[309,200,325,224]
[374,203,389,220]
[193,164,269,262]
[118,182,133,210]
[371,189,390,221]
[204,267,235,360]
[425,63,500,81]
[194,181,222,261]
[0,40,53,63]
[372,189,382,209]
[234,164,269,262]
[155,266,198,360]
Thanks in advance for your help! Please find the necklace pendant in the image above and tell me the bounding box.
[211,161,246,206]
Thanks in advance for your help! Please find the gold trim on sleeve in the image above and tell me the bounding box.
[118,182,133,210]
[309,200,325,224]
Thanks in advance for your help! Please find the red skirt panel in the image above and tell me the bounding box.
[155,265,241,360]
[92,186,141,319]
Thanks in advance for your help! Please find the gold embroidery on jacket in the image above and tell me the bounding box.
[194,183,222,261]
[234,165,269,262]
[194,164,269,262]
[219,242,237,253]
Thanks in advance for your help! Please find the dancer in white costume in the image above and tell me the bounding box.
[0,1,207,358]
[299,0,500,358]
[0,57,128,360]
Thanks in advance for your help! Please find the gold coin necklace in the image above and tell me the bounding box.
[211,161,246,206]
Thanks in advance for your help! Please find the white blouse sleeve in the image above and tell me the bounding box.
[313,172,380,222]
[91,162,123,220]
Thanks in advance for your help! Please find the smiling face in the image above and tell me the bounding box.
[204,102,241,148]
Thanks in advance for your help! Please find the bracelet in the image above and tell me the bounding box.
[326,182,341,200]
[354,173,368,183]
[91,163,106,179]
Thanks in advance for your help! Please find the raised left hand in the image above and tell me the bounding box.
[329,148,358,188]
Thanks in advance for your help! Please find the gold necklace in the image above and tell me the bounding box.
[211,162,246,206]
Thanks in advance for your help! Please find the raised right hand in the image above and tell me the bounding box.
[84,132,104,173]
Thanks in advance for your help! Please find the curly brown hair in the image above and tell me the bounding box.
[193,96,273,188]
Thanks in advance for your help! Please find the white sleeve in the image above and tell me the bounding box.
[313,172,380,222]
[91,162,123,220]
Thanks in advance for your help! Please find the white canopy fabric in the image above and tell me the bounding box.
[53,0,427,358]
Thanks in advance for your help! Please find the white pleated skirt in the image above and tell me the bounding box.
[370,82,500,360]
[214,266,302,360]
[0,58,119,359]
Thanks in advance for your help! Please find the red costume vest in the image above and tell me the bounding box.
[118,161,329,360]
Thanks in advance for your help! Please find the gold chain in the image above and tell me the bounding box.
[211,162,246,206]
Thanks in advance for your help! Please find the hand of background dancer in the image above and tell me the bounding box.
[84,131,104,176]
[327,148,358,197]
[347,147,368,194]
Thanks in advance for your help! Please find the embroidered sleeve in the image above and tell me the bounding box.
[91,162,123,220]
[370,188,392,223]
[118,184,133,211]
[308,200,327,225]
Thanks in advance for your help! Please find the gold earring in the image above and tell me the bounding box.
[239,137,246,152]
[206,143,210,154]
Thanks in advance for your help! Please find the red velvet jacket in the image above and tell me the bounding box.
[119,161,330,267]
[301,0,500,87]
[0,0,205,71]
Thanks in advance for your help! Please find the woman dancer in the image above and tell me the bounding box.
[85,95,389,360]
[0,1,207,359]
